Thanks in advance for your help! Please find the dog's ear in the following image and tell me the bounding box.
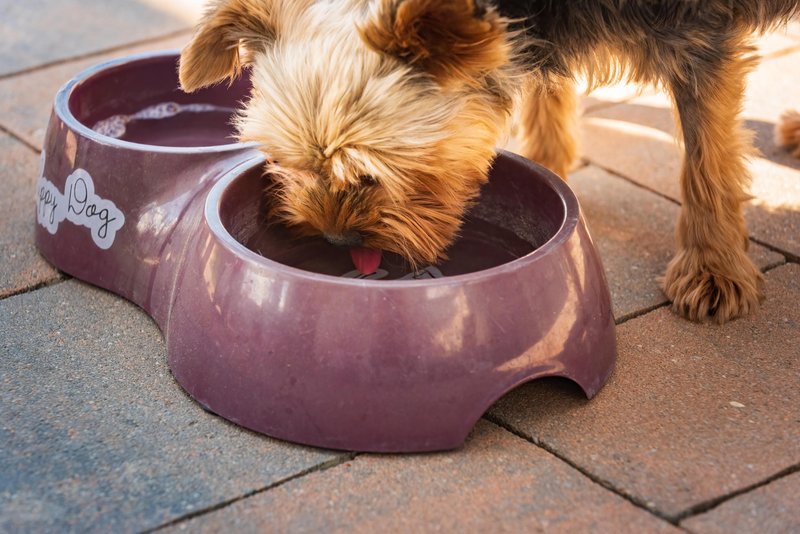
[179,0,278,93]
[360,0,510,84]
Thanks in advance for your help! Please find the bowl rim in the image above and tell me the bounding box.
[205,150,582,288]
[55,50,257,154]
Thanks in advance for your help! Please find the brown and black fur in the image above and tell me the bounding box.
[495,0,800,323]
[179,0,800,324]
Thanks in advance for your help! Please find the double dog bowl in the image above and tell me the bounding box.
[35,51,616,452]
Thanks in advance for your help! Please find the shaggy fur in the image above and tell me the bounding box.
[180,0,800,323]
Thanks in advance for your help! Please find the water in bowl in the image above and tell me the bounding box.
[244,216,536,280]
[92,101,238,147]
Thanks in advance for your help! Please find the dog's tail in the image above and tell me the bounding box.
[733,0,800,32]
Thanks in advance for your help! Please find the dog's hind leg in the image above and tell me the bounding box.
[662,37,764,324]
[518,77,578,179]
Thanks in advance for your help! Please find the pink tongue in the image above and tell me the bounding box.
[350,248,382,275]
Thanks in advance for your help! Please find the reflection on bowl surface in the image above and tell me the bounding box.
[220,162,566,280]
[67,55,249,148]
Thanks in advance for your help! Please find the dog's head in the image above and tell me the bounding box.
[180,0,516,266]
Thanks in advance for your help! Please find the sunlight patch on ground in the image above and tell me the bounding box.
[582,117,676,145]
[139,0,206,25]
[749,158,800,211]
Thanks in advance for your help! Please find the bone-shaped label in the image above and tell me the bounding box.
[36,154,125,250]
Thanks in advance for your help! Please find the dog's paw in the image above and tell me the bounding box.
[775,110,800,157]
[662,249,764,324]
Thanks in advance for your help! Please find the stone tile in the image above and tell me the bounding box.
[0,281,340,533]
[755,27,800,57]
[0,0,204,77]
[0,34,189,151]
[786,20,800,40]
[742,50,800,258]
[489,264,800,520]
[580,82,656,115]
[500,82,655,159]
[166,421,679,534]
[0,133,60,298]
[581,49,800,257]
[570,166,784,320]
[580,104,682,198]
[682,472,800,534]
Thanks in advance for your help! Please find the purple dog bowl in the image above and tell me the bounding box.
[35,51,616,452]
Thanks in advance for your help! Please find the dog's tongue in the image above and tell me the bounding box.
[350,248,382,275]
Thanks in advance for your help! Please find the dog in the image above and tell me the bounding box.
[178,0,800,324]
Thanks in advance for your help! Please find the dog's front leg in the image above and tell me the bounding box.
[519,77,577,179]
[663,40,764,324]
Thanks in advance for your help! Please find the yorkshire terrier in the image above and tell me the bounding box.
[179,0,800,324]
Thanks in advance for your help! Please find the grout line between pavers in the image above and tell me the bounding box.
[610,259,787,327]
[615,301,670,325]
[0,123,40,154]
[762,259,792,274]
[674,463,800,525]
[0,276,69,302]
[143,453,358,533]
[586,160,682,207]
[750,237,799,263]
[0,29,193,82]
[584,159,795,264]
[481,415,686,527]
[569,159,591,174]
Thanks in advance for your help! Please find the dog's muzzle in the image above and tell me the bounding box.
[324,231,363,247]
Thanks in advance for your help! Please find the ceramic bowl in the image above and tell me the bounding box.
[36,51,616,452]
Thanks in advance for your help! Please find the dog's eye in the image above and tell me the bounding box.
[359,175,378,187]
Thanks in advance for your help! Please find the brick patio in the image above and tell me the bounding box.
[1,2,798,532]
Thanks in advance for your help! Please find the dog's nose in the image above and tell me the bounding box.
[324,231,363,247]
